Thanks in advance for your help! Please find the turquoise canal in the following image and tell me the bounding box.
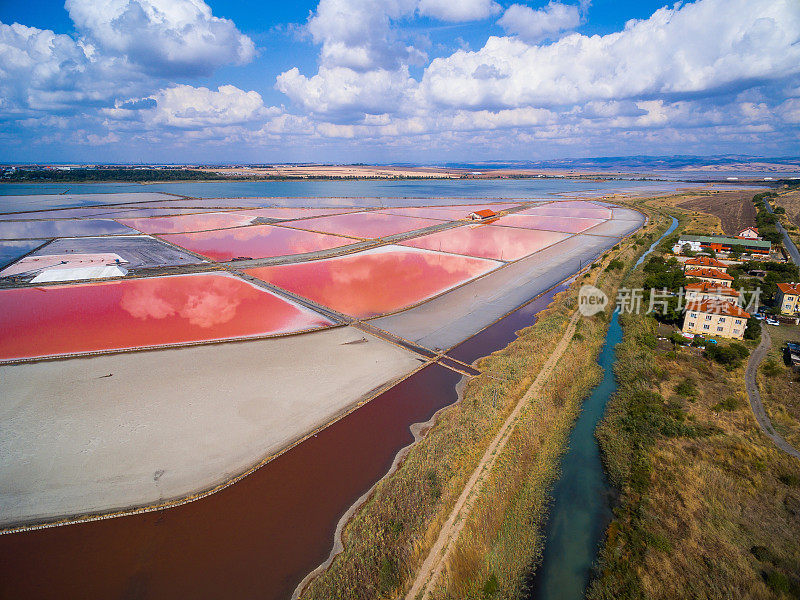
[528,310,621,600]
[529,216,676,600]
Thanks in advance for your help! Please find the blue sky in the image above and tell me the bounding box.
[0,0,798,163]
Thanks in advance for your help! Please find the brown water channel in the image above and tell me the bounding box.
[0,285,567,600]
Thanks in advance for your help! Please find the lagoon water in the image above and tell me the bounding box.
[0,179,718,212]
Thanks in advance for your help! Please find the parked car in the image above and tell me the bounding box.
[754,313,765,320]
[766,318,780,326]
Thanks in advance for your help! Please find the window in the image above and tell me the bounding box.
[690,312,697,318]
[717,327,724,332]
[719,318,726,323]
[703,324,710,330]
[705,315,712,320]
[733,329,740,334]
[734,319,742,324]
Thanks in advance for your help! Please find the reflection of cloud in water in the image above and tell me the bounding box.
[289,212,442,238]
[0,219,136,239]
[162,225,352,260]
[246,246,499,318]
[118,212,254,234]
[403,226,568,261]
[120,276,255,328]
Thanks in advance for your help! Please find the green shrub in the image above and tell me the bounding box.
[778,473,800,486]
[764,570,790,594]
[711,396,742,412]
[483,573,499,597]
[705,343,750,369]
[675,378,697,397]
[761,359,782,377]
[379,557,399,591]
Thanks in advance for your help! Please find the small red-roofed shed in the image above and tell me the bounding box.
[468,209,498,220]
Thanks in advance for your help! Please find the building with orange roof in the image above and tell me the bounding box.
[777,282,800,316]
[468,209,498,220]
[683,256,729,272]
[685,267,734,287]
[737,226,760,239]
[683,300,750,340]
[684,282,740,305]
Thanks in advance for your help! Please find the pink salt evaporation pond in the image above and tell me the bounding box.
[246,246,500,319]
[232,208,358,221]
[0,273,333,361]
[492,214,605,233]
[401,225,570,261]
[160,225,354,261]
[379,203,524,221]
[285,212,442,239]
[117,212,255,234]
[518,201,612,219]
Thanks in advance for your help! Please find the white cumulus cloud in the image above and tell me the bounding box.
[65,0,256,76]
[417,0,501,22]
[497,2,582,42]
[421,0,800,110]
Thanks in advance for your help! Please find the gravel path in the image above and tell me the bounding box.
[745,324,800,460]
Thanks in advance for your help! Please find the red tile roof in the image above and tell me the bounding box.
[685,282,739,296]
[685,267,734,281]
[685,256,727,268]
[685,300,750,318]
[777,282,800,295]
[470,209,497,218]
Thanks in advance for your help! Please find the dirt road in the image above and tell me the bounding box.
[406,307,583,599]
[745,325,800,460]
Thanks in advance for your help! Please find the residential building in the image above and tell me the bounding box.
[683,256,729,272]
[685,267,734,287]
[672,234,771,256]
[684,282,740,305]
[737,226,760,239]
[683,300,750,340]
[777,282,800,316]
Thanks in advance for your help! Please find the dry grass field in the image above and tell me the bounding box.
[773,189,800,229]
[677,189,758,235]
[759,323,800,451]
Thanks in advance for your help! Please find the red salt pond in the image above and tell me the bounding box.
[518,201,612,219]
[0,364,461,600]
[401,225,569,261]
[246,246,500,318]
[285,212,442,239]
[117,212,255,234]
[0,274,332,361]
[160,225,354,261]
[491,214,606,234]
[379,203,524,221]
